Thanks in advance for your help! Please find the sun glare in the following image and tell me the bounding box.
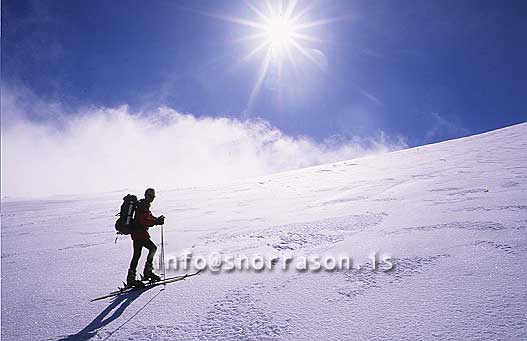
[205,0,344,109]
[265,16,294,53]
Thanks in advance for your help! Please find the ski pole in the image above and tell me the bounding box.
[161,224,166,281]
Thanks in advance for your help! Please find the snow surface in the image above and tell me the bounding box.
[1,123,526,340]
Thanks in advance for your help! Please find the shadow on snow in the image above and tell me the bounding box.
[59,286,161,340]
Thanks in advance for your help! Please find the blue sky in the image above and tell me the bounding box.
[1,1,526,197]
[3,0,526,144]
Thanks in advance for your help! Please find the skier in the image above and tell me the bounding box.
[126,188,165,287]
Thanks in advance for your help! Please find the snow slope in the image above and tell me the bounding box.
[1,123,526,340]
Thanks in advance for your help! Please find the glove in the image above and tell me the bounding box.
[156,215,165,225]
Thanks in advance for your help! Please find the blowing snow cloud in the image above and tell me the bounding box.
[1,91,405,198]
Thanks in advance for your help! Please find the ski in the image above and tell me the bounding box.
[91,270,202,302]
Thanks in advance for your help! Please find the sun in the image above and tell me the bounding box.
[239,1,311,63]
[199,1,345,109]
[265,15,294,54]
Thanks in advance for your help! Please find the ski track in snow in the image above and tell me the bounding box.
[2,123,527,340]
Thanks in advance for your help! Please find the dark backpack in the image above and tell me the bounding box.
[115,194,138,235]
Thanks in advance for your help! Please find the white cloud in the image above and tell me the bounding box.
[1,89,406,198]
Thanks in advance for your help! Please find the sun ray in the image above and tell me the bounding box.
[290,32,324,43]
[284,44,298,71]
[290,39,326,71]
[289,2,317,25]
[193,9,267,30]
[247,50,272,110]
[231,32,268,44]
[283,0,298,20]
[265,0,276,18]
[242,40,270,62]
[246,1,271,26]
[293,15,350,30]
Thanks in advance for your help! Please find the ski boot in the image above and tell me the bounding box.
[143,265,161,283]
[126,269,145,288]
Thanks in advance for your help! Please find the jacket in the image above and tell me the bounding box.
[131,199,158,241]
